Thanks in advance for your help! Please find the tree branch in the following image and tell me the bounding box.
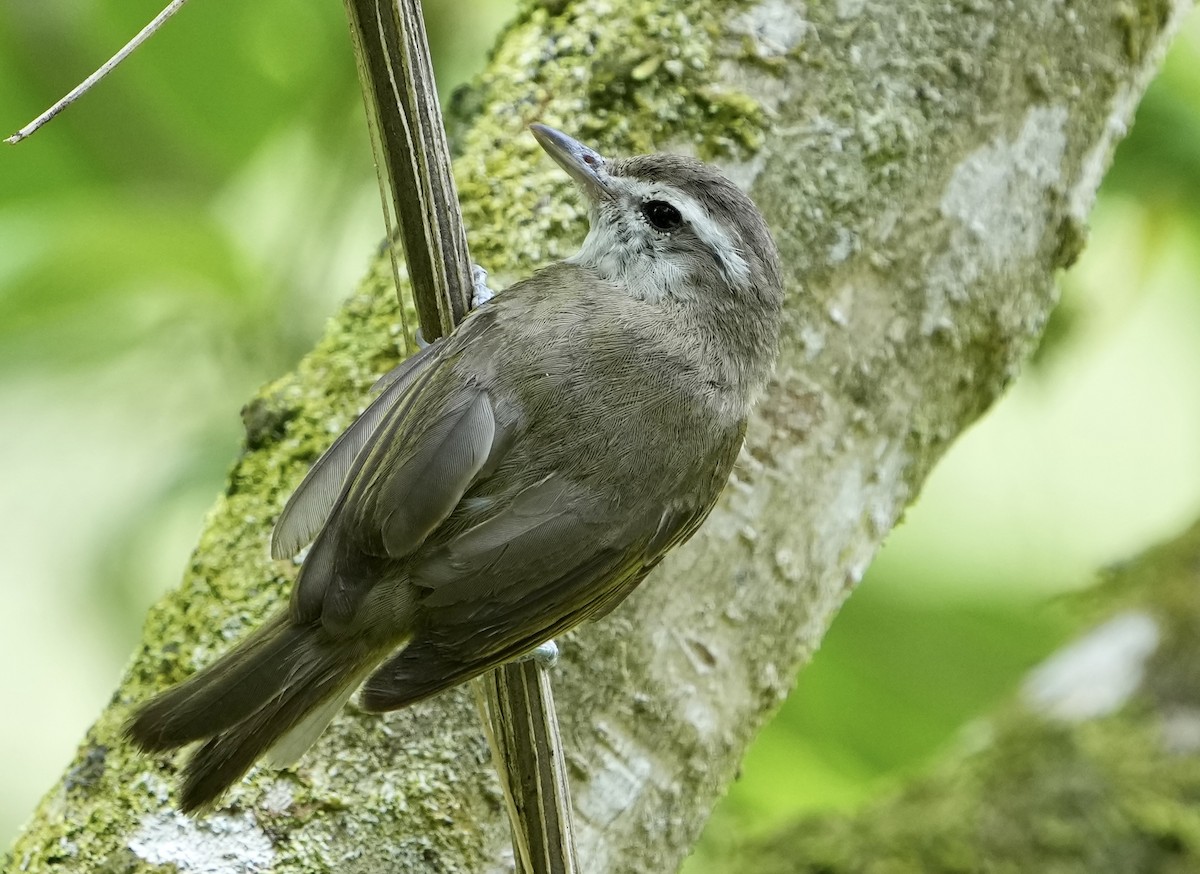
[718,515,1200,872]
[7,0,1192,871]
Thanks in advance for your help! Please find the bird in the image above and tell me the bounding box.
[127,123,784,812]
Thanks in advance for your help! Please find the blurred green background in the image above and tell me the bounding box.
[2,0,1198,861]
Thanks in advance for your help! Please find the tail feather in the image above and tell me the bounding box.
[177,651,370,813]
[127,610,387,813]
[128,612,305,751]
[264,667,372,769]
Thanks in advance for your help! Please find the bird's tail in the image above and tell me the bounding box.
[127,610,387,813]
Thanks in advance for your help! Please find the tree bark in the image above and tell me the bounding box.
[7,0,1192,871]
[714,515,1200,874]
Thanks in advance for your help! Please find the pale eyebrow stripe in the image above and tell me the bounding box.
[674,194,752,289]
[624,179,753,290]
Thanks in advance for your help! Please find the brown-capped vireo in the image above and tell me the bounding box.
[129,125,784,812]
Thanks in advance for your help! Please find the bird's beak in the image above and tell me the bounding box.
[530,123,614,203]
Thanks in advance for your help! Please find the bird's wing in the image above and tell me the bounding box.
[289,311,516,627]
[270,340,442,560]
[356,480,727,712]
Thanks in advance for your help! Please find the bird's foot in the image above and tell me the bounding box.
[470,263,495,309]
[414,263,494,350]
[521,640,559,669]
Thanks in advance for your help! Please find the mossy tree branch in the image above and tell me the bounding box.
[718,516,1200,874]
[7,0,1192,871]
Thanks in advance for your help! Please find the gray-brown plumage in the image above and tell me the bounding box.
[127,125,784,813]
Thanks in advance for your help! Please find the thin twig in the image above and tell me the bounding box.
[6,0,192,144]
[341,2,580,871]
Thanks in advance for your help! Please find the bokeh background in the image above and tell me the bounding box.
[2,0,1199,860]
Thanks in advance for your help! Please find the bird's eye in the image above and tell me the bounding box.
[641,200,683,232]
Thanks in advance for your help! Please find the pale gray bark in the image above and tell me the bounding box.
[7,1,1192,872]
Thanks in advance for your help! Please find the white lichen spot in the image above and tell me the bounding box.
[924,105,1069,333]
[731,0,809,57]
[135,773,171,805]
[806,439,908,585]
[773,546,806,583]
[886,316,908,344]
[759,661,783,699]
[827,226,856,264]
[720,151,768,192]
[681,685,718,737]
[719,1,810,113]
[826,278,858,328]
[843,560,867,589]
[1022,611,1160,723]
[836,0,867,19]
[573,720,655,869]
[261,778,295,813]
[940,104,1068,268]
[798,323,826,360]
[129,810,274,874]
[866,497,893,539]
